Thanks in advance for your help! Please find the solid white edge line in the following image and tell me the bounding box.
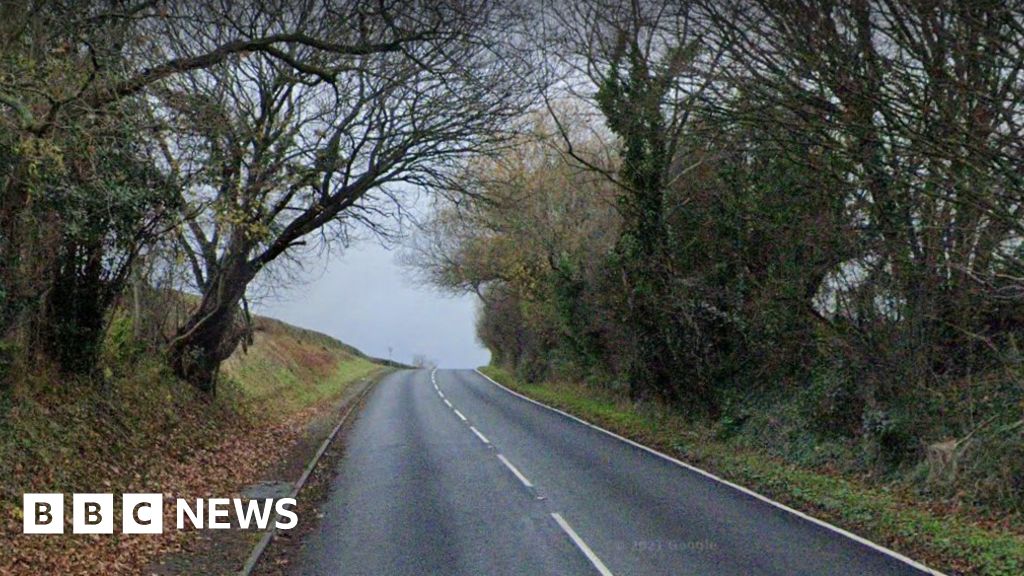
[454,409,467,421]
[469,425,490,444]
[496,453,534,488]
[474,369,947,576]
[551,512,614,576]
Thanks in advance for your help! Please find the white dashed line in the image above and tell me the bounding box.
[475,369,946,576]
[444,398,453,408]
[454,409,467,421]
[551,513,614,576]
[497,454,533,488]
[469,426,490,445]
[438,390,445,399]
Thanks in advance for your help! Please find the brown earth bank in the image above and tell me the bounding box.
[0,315,388,576]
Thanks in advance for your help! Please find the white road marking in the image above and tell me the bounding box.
[438,390,445,399]
[474,370,947,576]
[454,409,467,421]
[469,426,490,444]
[444,399,453,408]
[551,513,614,576]
[497,454,533,488]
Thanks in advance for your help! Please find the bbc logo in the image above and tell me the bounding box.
[23,493,298,534]
[23,493,163,534]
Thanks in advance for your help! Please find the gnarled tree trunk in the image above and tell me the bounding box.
[168,255,255,394]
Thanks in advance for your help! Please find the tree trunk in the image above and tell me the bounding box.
[168,257,255,394]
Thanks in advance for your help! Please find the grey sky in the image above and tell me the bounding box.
[255,239,490,369]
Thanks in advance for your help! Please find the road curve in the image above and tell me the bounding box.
[292,369,935,576]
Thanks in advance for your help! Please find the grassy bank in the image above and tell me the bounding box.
[222,316,384,415]
[480,366,1024,576]
[0,314,386,575]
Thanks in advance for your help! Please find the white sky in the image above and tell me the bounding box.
[254,238,490,369]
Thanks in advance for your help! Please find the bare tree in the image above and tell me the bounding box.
[700,0,1024,400]
[0,0,515,376]
[154,1,529,391]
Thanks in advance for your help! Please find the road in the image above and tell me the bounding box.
[292,369,938,575]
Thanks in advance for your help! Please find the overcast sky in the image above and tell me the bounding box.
[254,237,489,369]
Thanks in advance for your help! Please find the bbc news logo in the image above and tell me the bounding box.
[22,494,297,534]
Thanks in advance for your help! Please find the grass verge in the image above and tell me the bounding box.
[223,316,384,416]
[0,314,386,575]
[480,366,1024,576]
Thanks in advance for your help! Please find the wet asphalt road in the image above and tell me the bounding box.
[292,368,936,576]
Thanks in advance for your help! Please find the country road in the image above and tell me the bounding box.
[291,369,936,576]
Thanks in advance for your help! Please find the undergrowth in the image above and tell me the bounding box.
[481,365,1024,576]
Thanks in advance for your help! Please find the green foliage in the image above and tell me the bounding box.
[552,254,604,372]
[0,340,16,392]
[34,118,177,375]
[799,364,864,439]
[226,344,380,416]
[440,81,1024,548]
[484,367,1024,576]
[102,311,145,373]
[861,408,917,471]
[595,38,680,403]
